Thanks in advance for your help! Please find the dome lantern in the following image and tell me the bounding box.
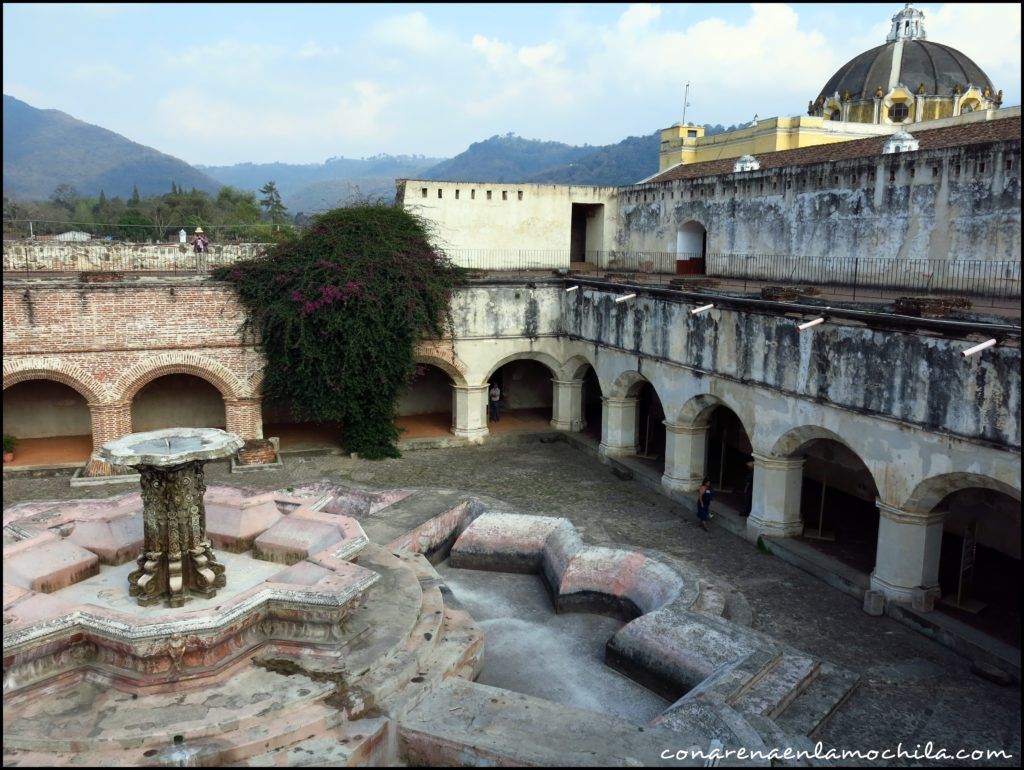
[887,4,926,42]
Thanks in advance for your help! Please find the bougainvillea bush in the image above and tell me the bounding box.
[214,205,463,458]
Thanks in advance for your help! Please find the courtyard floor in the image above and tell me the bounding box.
[2,440,1019,767]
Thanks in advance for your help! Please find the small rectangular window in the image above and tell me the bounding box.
[1006,159,1013,171]
[438,189,443,198]
[954,164,961,176]
[910,167,915,178]
[932,166,939,177]
[868,171,875,182]
[502,190,508,200]
[486,190,492,200]
[979,162,986,173]
[455,189,460,199]
[421,188,428,198]
[518,191,523,200]
[687,129,698,138]
[471,189,476,199]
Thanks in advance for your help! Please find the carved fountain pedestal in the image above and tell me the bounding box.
[96,428,244,608]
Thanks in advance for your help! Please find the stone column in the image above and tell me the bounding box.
[662,422,707,494]
[128,461,225,608]
[225,397,264,440]
[599,395,638,457]
[550,378,585,432]
[746,453,805,539]
[86,401,132,476]
[451,385,489,440]
[870,502,944,608]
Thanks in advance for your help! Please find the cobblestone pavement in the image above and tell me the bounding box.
[4,441,1020,766]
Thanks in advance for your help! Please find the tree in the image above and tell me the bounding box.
[130,185,141,207]
[49,183,79,213]
[213,204,464,458]
[259,181,288,225]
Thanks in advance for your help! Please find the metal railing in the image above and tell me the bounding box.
[2,240,1019,303]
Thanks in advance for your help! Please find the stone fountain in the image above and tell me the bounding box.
[95,428,243,608]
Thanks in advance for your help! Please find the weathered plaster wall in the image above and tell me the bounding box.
[2,380,91,438]
[617,139,1021,263]
[397,180,619,266]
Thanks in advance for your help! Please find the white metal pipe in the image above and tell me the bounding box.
[961,339,997,357]
[689,303,715,316]
[796,317,826,331]
[565,285,579,292]
[615,293,637,303]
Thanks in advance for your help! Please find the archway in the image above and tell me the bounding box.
[488,358,556,433]
[131,374,226,432]
[792,437,880,573]
[395,363,455,439]
[635,382,666,472]
[935,487,1020,647]
[2,379,92,467]
[675,220,707,275]
[581,365,603,441]
[704,406,754,515]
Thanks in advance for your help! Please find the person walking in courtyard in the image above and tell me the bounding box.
[488,382,501,422]
[696,478,714,531]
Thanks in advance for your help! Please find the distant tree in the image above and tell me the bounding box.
[259,181,288,225]
[49,183,79,213]
[130,185,141,206]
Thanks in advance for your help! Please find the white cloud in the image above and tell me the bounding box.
[297,41,340,59]
[69,61,131,88]
[924,3,1021,98]
[518,42,563,69]
[617,3,661,35]
[472,34,513,67]
[371,11,458,55]
[327,81,395,142]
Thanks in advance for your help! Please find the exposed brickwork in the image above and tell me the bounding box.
[238,439,277,466]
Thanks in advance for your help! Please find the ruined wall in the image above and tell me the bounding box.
[561,287,1020,451]
[397,180,619,267]
[2,242,266,273]
[617,139,1021,264]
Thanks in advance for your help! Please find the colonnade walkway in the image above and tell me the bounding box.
[3,441,1019,764]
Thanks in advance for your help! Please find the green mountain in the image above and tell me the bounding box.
[2,94,222,200]
[417,131,661,186]
[198,154,445,213]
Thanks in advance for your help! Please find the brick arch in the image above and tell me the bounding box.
[114,353,250,402]
[3,358,110,404]
[415,342,470,387]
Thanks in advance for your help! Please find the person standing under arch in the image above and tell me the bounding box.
[696,478,714,531]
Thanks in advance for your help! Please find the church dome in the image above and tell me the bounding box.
[808,5,1000,125]
[817,39,994,103]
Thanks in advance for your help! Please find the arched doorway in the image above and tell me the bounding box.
[581,365,603,441]
[395,364,454,439]
[131,374,226,432]
[936,487,1020,647]
[675,220,707,275]
[794,438,880,574]
[2,379,92,466]
[705,406,754,514]
[635,382,666,472]
[488,359,555,433]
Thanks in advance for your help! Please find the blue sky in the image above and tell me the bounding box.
[3,3,1020,166]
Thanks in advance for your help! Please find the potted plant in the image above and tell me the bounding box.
[3,433,16,463]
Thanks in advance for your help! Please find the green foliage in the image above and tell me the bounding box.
[3,433,16,453]
[213,204,464,459]
[259,181,288,224]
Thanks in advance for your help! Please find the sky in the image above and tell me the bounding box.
[3,3,1021,167]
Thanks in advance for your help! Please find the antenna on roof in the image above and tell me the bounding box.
[682,81,691,125]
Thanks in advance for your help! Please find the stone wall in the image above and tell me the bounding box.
[396,180,619,268]
[2,242,266,273]
[617,138,1021,264]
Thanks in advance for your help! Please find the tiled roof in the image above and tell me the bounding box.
[644,114,1021,185]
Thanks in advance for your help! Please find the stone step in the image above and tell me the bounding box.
[729,652,820,720]
[399,678,703,767]
[360,490,477,562]
[1,664,336,753]
[230,716,392,767]
[774,661,860,739]
[668,648,781,709]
